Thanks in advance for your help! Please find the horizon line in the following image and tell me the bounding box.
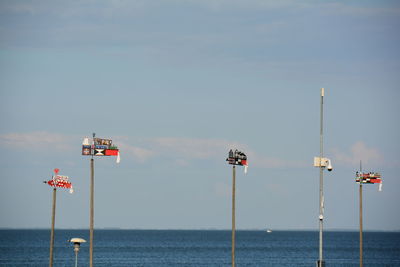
[1,227,399,232]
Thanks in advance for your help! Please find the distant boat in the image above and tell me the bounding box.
[266,229,272,233]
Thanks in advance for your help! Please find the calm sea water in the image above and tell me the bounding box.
[0,230,399,266]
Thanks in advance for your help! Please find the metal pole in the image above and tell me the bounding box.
[359,161,363,267]
[232,165,236,267]
[89,157,94,267]
[359,183,363,267]
[318,88,325,267]
[75,250,78,267]
[49,187,56,267]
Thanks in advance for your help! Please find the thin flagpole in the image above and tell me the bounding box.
[89,158,94,267]
[231,165,236,267]
[89,133,95,267]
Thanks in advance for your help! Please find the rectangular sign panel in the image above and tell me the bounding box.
[105,149,119,156]
[94,149,105,156]
[82,136,119,158]
[94,138,112,147]
[82,146,92,156]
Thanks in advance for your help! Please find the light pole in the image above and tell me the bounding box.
[82,133,120,267]
[226,149,248,267]
[69,238,86,267]
[313,88,333,267]
[355,166,382,267]
[43,168,73,267]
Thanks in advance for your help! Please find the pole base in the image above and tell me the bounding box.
[316,260,325,267]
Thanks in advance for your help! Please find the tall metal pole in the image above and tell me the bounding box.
[89,157,94,267]
[318,88,325,267]
[359,161,363,267]
[75,250,78,267]
[49,187,57,267]
[232,165,236,267]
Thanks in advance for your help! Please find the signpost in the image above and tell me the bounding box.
[226,149,248,267]
[355,166,382,267]
[82,133,120,267]
[43,168,73,267]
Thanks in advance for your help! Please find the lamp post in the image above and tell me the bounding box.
[43,168,73,267]
[313,88,333,267]
[82,133,120,267]
[226,149,248,267]
[355,166,382,267]
[69,238,86,267]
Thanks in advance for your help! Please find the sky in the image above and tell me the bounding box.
[0,0,399,231]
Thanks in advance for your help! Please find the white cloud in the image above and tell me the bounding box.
[247,150,307,169]
[152,137,246,160]
[331,141,384,167]
[0,132,308,168]
[116,136,307,168]
[116,141,156,163]
[113,137,247,164]
[0,131,73,151]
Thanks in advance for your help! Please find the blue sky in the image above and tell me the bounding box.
[0,0,399,230]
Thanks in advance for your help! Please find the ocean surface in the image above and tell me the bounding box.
[0,230,399,266]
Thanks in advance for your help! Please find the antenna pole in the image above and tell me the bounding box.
[318,88,325,267]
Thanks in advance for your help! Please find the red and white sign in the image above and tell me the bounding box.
[44,168,74,193]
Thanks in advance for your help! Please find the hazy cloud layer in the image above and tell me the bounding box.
[0,131,74,151]
[331,141,384,167]
[0,132,307,168]
[118,136,307,168]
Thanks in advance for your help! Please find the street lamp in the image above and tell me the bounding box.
[69,238,86,267]
[355,165,382,267]
[43,168,73,267]
[226,149,248,267]
[82,133,120,267]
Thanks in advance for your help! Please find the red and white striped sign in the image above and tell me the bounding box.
[355,171,382,191]
[44,168,74,193]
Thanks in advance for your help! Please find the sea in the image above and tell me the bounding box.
[0,230,399,266]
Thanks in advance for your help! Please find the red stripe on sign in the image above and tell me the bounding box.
[46,180,72,188]
[370,179,382,183]
[105,149,119,156]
